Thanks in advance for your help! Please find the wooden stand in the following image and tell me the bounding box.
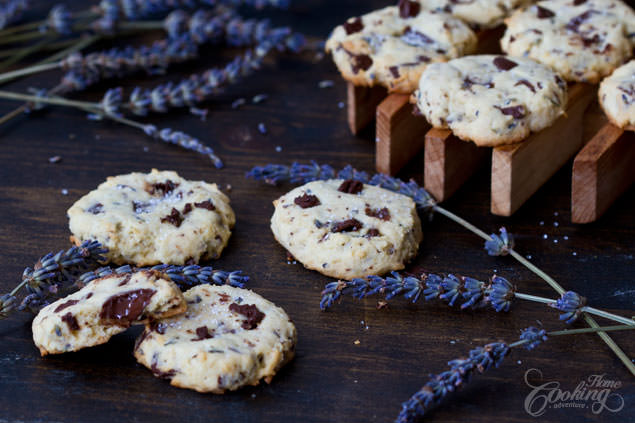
[490,84,596,216]
[424,128,489,202]
[347,83,386,135]
[571,122,635,223]
[375,94,429,174]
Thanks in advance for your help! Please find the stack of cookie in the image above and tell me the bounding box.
[32,170,297,394]
[327,0,635,146]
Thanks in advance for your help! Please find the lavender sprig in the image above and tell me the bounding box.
[246,162,436,211]
[0,294,17,318]
[4,240,109,315]
[395,324,635,423]
[0,0,27,30]
[320,271,634,326]
[95,28,304,118]
[78,263,249,290]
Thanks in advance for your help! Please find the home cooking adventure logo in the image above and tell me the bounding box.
[523,368,625,417]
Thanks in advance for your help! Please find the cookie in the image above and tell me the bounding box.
[68,169,235,266]
[415,0,533,30]
[324,3,477,93]
[501,0,635,83]
[134,285,296,393]
[599,60,635,128]
[412,55,568,146]
[32,270,186,356]
[270,179,423,280]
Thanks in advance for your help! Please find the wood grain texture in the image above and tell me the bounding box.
[572,121,635,223]
[491,84,596,216]
[347,82,387,135]
[0,2,633,423]
[375,93,429,175]
[424,128,489,203]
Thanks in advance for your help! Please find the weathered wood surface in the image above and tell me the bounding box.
[0,2,633,423]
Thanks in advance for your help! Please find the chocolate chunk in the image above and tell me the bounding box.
[194,200,215,211]
[462,77,494,90]
[351,54,373,74]
[536,6,555,18]
[132,201,151,213]
[99,289,156,327]
[193,326,214,341]
[61,312,79,331]
[401,27,434,47]
[86,203,103,214]
[182,203,193,214]
[398,0,421,18]
[54,299,79,313]
[150,320,167,334]
[365,228,381,238]
[294,193,321,208]
[331,218,363,233]
[418,55,430,63]
[389,66,400,78]
[343,17,364,35]
[148,180,179,196]
[365,206,391,221]
[151,362,176,380]
[495,105,526,119]
[493,56,518,71]
[338,179,364,194]
[555,75,566,89]
[118,274,132,287]
[229,303,266,330]
[161,207,184,227]
[566,10,598,33]
[515,79,536,93]
[581,34,601,47]
[573,0,586,4]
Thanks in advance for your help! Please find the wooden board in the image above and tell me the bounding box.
[572,121,635,223]
[375,93,429,174]
[424,128,489,202]
[347,82,386,135]
[491,83,596,216]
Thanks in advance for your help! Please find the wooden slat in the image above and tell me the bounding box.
[347,82,387,135]
[375,94,429,174]
[571,122,635,223]
[424,128,489,202]
[491,83,596,216]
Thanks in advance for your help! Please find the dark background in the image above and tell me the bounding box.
[0,1,633,422]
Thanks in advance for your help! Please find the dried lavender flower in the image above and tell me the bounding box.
[39,4,72,34]
[484,227,514,256]
[16,240,108,314]
[0,294,18,318]
[487,275,515,312]
[78,263,249,290]
[0,0,28,30]
[247,161,436,211]
[519,326,548,350]
[144,125,224,168]
[552,291,587,324]
[397,342,509,423]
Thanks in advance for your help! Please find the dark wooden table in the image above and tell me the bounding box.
[0,1,633,422]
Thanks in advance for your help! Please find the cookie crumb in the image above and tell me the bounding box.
[354,339,360,345]
[376,300,388,310]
